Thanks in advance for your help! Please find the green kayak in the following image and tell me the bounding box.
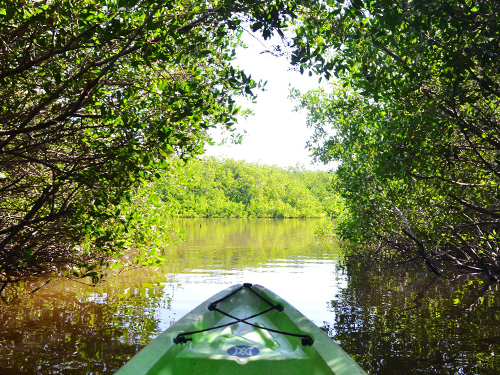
[115,283,367,375]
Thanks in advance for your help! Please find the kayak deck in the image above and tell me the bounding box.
[115,284,366,375]
[172,284,314,374]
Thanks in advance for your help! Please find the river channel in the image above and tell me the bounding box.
[0,218,499,374]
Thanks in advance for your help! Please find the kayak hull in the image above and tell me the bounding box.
[115,283,366,375]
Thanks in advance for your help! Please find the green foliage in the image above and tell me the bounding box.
[0,0,308,279]
[73,174,184,279]
[293,1,500,278]
[158,157,336,218]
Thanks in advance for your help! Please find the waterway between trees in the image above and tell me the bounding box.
[0,218,499,374]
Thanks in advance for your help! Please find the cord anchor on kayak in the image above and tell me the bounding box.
[174,283,314,347]
[173,335,192,344]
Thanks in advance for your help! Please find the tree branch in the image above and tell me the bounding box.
[448,192,500,219]
[392,205,442,276]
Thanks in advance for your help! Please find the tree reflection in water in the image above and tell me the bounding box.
[1,219,500,374]
[329,258,500,374]
[0,274,172,374]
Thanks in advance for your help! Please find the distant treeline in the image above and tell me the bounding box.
[157,157,337,218]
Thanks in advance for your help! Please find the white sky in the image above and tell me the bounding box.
[204,34,334,171]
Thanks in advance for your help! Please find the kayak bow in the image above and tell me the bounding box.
[115,283,367,375]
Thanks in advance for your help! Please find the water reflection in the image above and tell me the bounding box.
[0,219,342,374]
[332,259,500,374]
[1,219,499,374]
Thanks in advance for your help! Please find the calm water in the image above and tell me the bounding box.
[0,218,499,374]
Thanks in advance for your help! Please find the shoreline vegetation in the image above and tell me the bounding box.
[158,157,338,219]
[0,0,324,291]
[291,1,500,280]
[1,155,339,296]
[2,0,500,293]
